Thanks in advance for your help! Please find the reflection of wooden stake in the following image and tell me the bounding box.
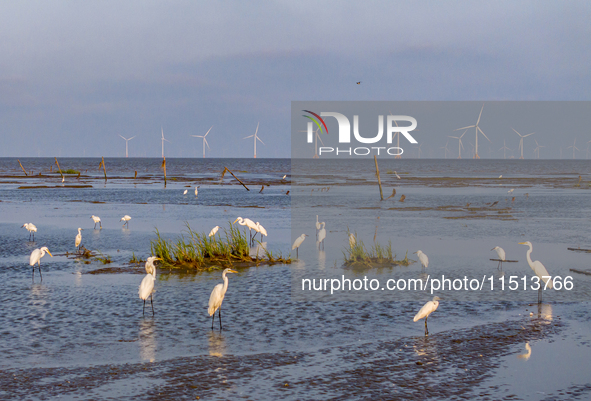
[17,159,28,176]
[374,156,384,201]
[162,157,167,187]
[101,156,107,181]
[222,167,249,191]
[54,157,64,180]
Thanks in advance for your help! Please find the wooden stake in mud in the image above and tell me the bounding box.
[374,156,384,201]
[99,157,107,182]
[54,157,64,180]
[162,157,167,187]
[222,167,249,191]
[17,159,28,176]
[134,171,138,179]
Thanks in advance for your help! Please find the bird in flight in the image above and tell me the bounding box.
[356,81,361,85]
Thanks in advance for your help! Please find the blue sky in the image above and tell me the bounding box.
[1,1,590,158]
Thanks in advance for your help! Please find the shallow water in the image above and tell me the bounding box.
[1,158,591,399]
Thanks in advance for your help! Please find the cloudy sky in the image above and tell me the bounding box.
[1,1,590,158]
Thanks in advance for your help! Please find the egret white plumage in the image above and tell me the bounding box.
[349,233,356,248]
[508,188,514,194]
[90,215,102,229]
[317,222,326,250]
[75,228,83,252]
[414,250,429,268]
[292,234,308,258]
[255,222,267,241]
[519,241,553,303]
[144,256,160,275]
[315,215,322,240]
[491,246,506,269]
[29,246,53,281]
[209,226,220,237]
[195,186,199,197]
[208,268,238,330]
[282,175,287,180]
[183,189,188,195]
[121,215,131,227]
[233,217,258,244]
[22,223,37,240]
[517,342,532,360]
[139,257,161,316]
[413,296,440,336]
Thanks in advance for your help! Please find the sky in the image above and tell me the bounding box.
[1,1,590,158]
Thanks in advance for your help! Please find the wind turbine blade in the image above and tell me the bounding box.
[204,126,213,137]
[316,133,325,145]
[204,138,210,150]
[128,136,136,141]
[459,140,464,150]
[459,129,468,139]
[476,105,484,125]
[477,127,491,142]
[257,137,265,145]
[255,122,259,137]
[455,125,475,131]
[119,135,127,140]
[448,136,459,139]
[243,135,254,139]
[511,128,523,137]
[192,135,204,138]
[164,138,171,143]
[523,133,535,137]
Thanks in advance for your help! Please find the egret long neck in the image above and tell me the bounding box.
[526,245,534,268]
[222,272,229,294]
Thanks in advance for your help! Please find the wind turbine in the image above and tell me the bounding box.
[455,105,490,159]
[448,129,467,159]
[191,126,213,158]
[533,139,545,159]
[512,128,534,159]
[244,123,265,158]
[499,139,510,159]
[161,127,171,158]
[299,124,324,158]
[416,143,423,158]
[118,135,136,158]
[440,140,451,159]
[567,138,579,159]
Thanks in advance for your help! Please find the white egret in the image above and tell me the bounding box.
[233,217,258,243]
[209,226,220,237]
[413,296,441,336]
[121,215,131,227]
[29,246,53,281]
[208,268,238,330]
[90,215,102,229]
[292,234,308,258]
[282,175,287,180]
[517,342,532,360]
[349,233,356,248]
[317,222,326,250]
[195,186,199,197]
[491,246,506,269]
[519,241,553,303]
[255,222,267,242]
[183,189,188,195]
[394,171,401,179]
[75,228,83,252]
[499,175,503,178]
[315,215,322,240]
[508,188,514,194]
[22,223,37,240]
[414,250,429,268]
[144,256,160,275]
[139,257,161,316]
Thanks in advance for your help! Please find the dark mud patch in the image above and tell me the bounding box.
[85,267,144,275]
[0,315,562,399]
[67,200,106,204]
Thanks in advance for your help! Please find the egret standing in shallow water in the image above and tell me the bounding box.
[233,217,257,244]
[317,222,326,250]
[121,215,131,227]
[209,226,220,237]
[75,228,83,252]
[413,296,441,336]
[208,268,238,330]
[29,247,53,281]
[183,189,188,195]
[519,241,553,303]
[414,250,429,268]
[255,222,267,242]
[292,234,308,258]
[139,257,161,316]
[491,246,506,269]
[22,223,37,240]
[349,233,356,248]
[315,215,322,239]
[90,215,102,229]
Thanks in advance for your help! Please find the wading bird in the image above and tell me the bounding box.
[29,246,53,281]
[90,215,102,229]
[292,234,308,258]
[413,296,441,336]
[315,215,322,240]
[22,223,37,240]
[517,342,532,360]
[195,186,199,197]
[519,241,553,303]
[139,257,161,316]
[414,250,429,268]
[233,217,258,243]
[75,228,83,252]
[349,233,356,248]
[121,215,132,227]
[491,246,506,269]
[208,268,238,330]
[282,175,287,180]
[183,189,188,195]
[209,226,220,237]
[317,222,326,250]
[255,222,267,242]
[508,188,514,194]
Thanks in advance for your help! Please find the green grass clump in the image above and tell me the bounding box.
[63,169,80,174]
[343,230,413,267]
[150,222,291,270]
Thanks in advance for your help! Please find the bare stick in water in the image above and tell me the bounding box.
[54,158,64,180]
[222,167,249,191]
[100,157,107,182]
[374,156,384,201]
[162,157,167,187]
[17,159,28,176]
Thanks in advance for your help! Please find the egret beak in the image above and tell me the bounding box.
[490,247,495,251]
[155,258,162,261]
[228,269,239,274]
[233,218,239,224]
[518,242,527,245]
[47,250,53,257]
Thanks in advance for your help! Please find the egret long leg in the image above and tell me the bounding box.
[143,300,146,316]
[151,294,154,316]
[425,317,429,336]
[219,308,223,330]
[211,313,215,330]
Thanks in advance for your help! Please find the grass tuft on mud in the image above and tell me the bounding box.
[344,230,414,268]
[150,222,291,270]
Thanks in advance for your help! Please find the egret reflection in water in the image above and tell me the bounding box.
[139,319,157,362]
[208,331,227,357]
